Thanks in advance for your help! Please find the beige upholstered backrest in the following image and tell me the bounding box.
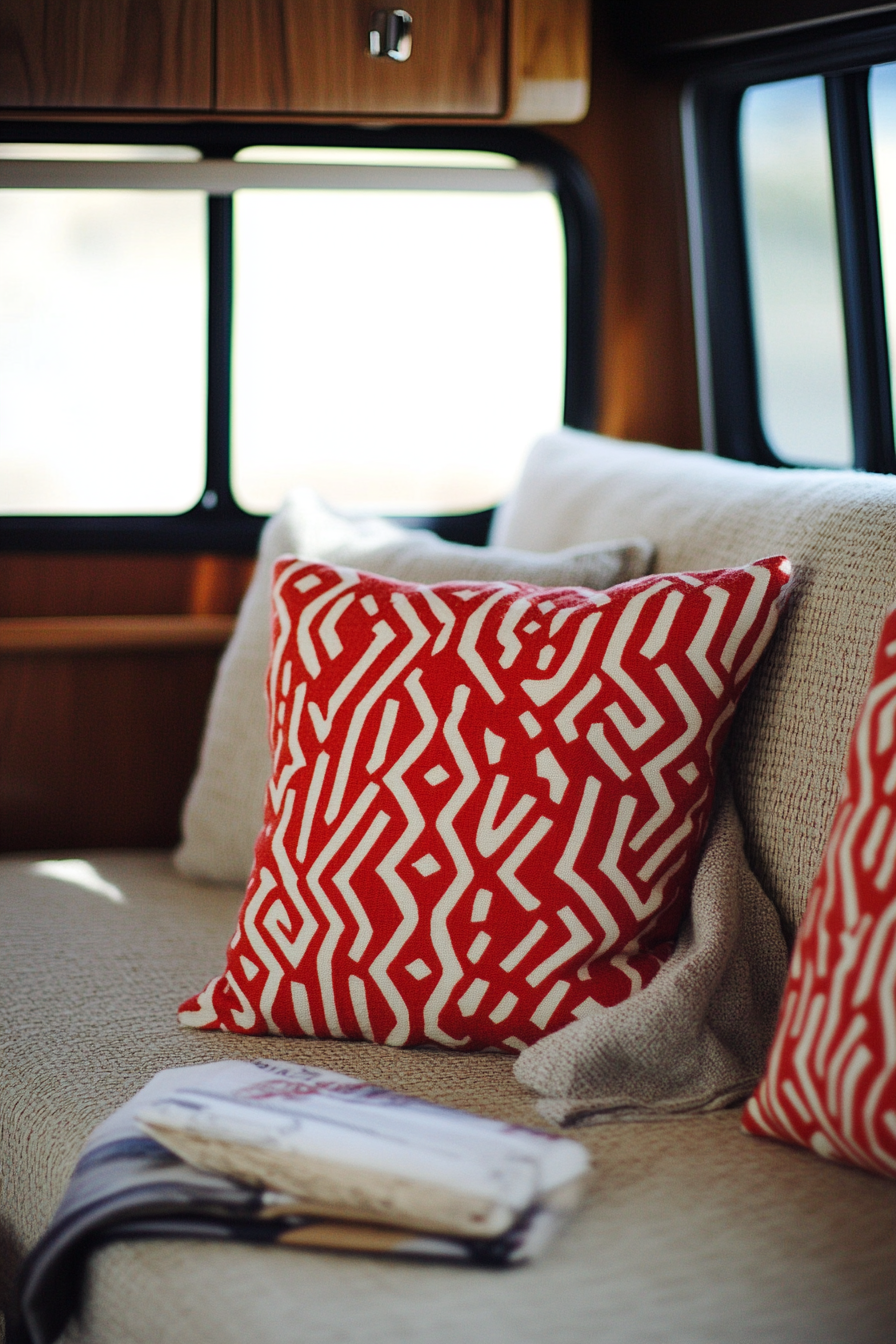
[493,430,896,938]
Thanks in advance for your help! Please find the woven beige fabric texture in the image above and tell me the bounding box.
[2,854,894,1344]
[58,1112,895,1344]
[493,430,896,938]
[515,771,789,1121]
[0,853,542,1312]
[176,488,654,886]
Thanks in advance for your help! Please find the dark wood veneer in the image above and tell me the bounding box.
[0,0,212,109]
[0,646,223,850]
[0,554,253,852]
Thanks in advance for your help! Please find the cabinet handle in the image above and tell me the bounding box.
[369,9,413,62]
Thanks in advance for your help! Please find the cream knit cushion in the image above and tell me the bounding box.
[176,490,653,886]
[492,430,896,938]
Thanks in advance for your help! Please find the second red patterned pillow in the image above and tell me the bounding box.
[743,605,896,1177]
[180,555,790,1052]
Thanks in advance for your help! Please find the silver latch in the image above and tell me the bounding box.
[369,10,413,62]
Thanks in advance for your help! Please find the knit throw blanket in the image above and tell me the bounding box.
[515,771,790,1125]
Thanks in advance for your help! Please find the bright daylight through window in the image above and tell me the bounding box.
[740,76,852,467]
[871,62,896,446]
[0,145,206,514]
[0,143,566,519]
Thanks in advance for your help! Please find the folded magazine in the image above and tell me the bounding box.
[17,1059,589,1344]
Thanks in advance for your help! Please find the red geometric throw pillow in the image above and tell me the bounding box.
[180,554,790,1052]
[743,606,896,1177]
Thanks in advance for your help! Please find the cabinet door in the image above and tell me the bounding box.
[217,0,505,116]
[0,0,212,109]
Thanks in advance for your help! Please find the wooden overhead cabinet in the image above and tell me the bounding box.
[0,0,589,121]
[509,0,590,122]
[216,0,590,120]
[216,1,505,117]
[0,0,212,109]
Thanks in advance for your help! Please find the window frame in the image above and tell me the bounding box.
[0,121,600,554]
[682,19,896,472]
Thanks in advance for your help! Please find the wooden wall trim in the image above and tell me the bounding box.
[0,614,235,654]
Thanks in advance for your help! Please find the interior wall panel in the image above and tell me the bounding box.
[0,554,255,619]
[0,554,254,853]
[550,3,702,450]
[0,648,223,851]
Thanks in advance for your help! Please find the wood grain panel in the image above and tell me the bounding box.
[0,614,235,652]
[507,0,590,122]
[545,7,701,451]
[517,0,589,81]
[0,552,254,852]
[0,554,254,619]
[0,0,212,109]
[0,647,222,850]
[216,0,505,115]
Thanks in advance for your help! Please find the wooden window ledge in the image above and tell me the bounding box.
[0,614,236,653]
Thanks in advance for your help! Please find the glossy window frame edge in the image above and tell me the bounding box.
[0,121,601,554]
[679,15,896,472]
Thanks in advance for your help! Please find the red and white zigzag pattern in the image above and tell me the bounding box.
[744,609,896,1176]
[181,555,789,1052]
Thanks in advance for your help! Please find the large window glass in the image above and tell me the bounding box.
[870,63,896,442]
[0,147,207,515]
[740,76,852,467]
[0,140,581,533]
[230,148,565,515]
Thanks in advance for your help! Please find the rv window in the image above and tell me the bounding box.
[690,52,896,475]
[0,144,207,516]
[0,187,208,515]
[0,134,593,549]
[740,77,852,467]
[870,63,896,447]
[230,148,565,516]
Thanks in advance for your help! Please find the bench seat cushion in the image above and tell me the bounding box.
[2,851,894,1344]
